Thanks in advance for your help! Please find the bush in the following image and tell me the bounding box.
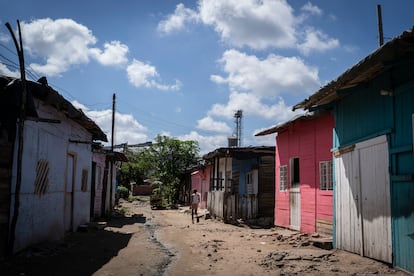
[117,185,129,199]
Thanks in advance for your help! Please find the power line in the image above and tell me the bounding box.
[116,97,224,138]
[0,44,215,140]
[0,43,17,55]
[0,60,39,81]
[0,53,18,67]
[117,98,196,132]
[0,49,41,82]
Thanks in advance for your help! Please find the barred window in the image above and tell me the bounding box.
[320,160,333,190]
[34,159,49,195]
[279,165,288,191]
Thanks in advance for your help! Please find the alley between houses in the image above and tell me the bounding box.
[1,198,407,276]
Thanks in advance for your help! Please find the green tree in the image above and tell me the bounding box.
[149,135,199,204]
[118,135,199,204]
[118,148,153,188]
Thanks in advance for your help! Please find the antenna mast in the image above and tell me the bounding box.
[377,4,384,46]
[234,110,243,147]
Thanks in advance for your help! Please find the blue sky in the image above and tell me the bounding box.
[1,0,413,155]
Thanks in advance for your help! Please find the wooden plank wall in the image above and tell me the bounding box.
[207,191,224,219]
[258,156,275,218]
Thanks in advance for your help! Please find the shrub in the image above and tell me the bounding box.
[117,185,129,199]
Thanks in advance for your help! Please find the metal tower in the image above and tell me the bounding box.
[234,110,242,147]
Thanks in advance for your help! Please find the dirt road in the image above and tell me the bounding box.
[1,198,406,275]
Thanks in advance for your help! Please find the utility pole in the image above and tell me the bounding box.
[377,4,384,47]
[109,93,115,211]
[5,20,27,255]
[111,93,115,152]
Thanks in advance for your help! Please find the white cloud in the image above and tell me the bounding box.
[72,100,148,145]
[157,3,200,34]
[298,28,339,56]
[126,59,181,91]
[211,49,320,98]
[198,0,296,49]
[17,18,178,90]
[301,2,322,16]
[196,116,231,133]
[205,48,316,144]
[126,59,157,87]
[89,40,129,66]
[0,63,19,77]
[21,18,96,76]
[178,131,228,156]
[20,18,128,76]
[208,91,298,121]
[159,1,339,55]
[251,128,276,146]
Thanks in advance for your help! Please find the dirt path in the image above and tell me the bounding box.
[152,208,405,276]
[1,199,407,276]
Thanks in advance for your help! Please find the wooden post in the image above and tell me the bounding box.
[5,20,27,255]
[109,93,115,211]
[377,5,384,46]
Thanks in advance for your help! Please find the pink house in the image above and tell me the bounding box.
[255,111,334,236]
[190,163,210,209]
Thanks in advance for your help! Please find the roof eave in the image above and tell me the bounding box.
[294,26,414,111]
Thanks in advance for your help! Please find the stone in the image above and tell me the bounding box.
[311,238,333,250]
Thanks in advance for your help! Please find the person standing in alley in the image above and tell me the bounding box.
[191,189,200,223]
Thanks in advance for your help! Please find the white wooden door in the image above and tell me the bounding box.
[335,149,362,254]
[358,136,392,263]
[335,135,391,263]
[290,187,300,230]
[290,158,300,231]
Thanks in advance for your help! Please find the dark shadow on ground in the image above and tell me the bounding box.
[105,213,147,227]
[0,215,147,276]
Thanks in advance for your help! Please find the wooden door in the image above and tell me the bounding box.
[358,136,392,263]
[335,147,362,255]
[258,156,275,218]
[65,154,75,232]
[290,157,300,230]
[335,135,391,263]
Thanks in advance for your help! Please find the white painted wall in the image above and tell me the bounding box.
[10,99,94,252]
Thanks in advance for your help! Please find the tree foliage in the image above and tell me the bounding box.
[119,135,199,203]
[149,135,199,204]
[118,147,154,189]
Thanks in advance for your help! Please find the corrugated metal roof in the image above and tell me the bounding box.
[293,27,414,111]
[203,146,275,160]
[107,151,129,162]
[0,75,108,142]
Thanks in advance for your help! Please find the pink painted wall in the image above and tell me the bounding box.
[275,113,334,233]
[191,165,210,209]
[275,137,290,228]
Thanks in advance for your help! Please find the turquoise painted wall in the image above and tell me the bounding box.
[390,80,414,273]
[332,67,414,272]
[334,77,393,148]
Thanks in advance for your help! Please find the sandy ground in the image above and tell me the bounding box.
[1,198,407,276]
